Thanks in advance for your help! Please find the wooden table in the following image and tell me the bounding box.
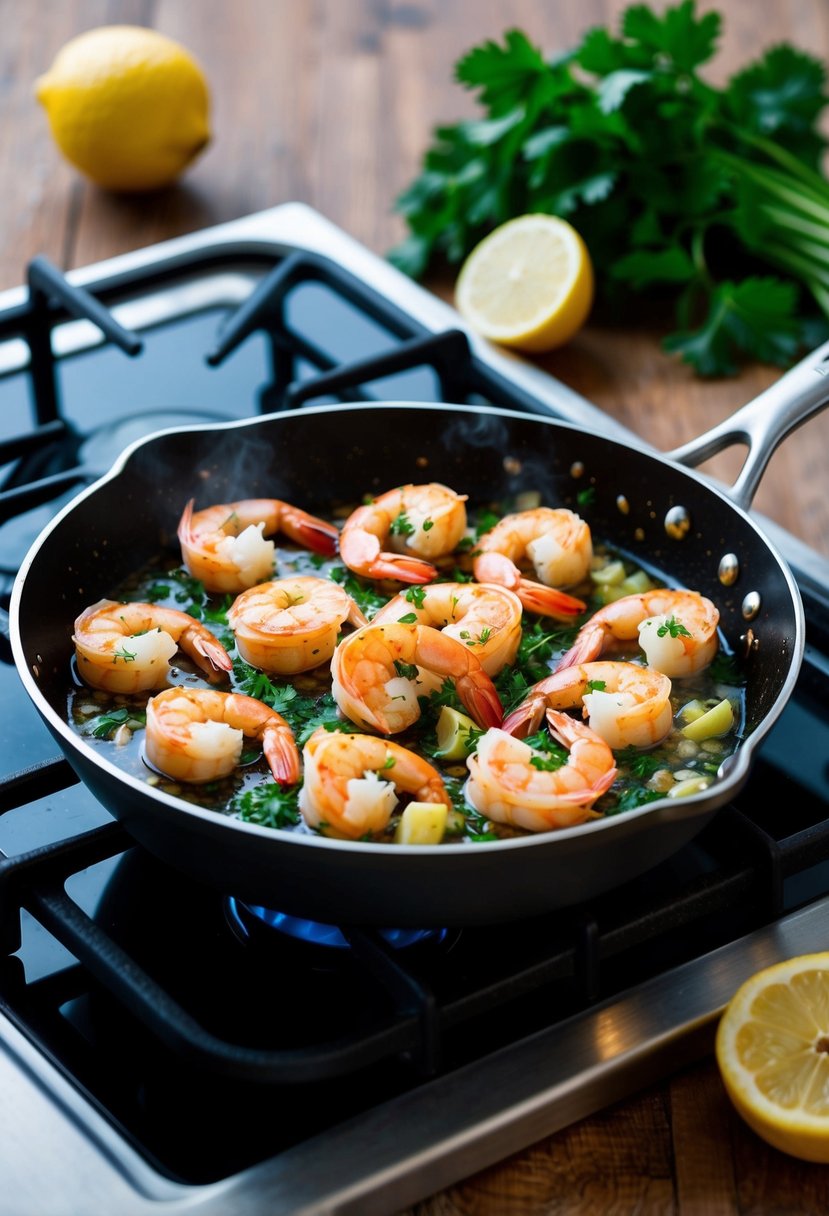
[5,2,829,1211]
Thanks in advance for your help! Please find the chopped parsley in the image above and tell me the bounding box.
[394,660,420,680]
[88,707,146,738]
[404,586,426,608]
[113,646,136,663]
[232,782,301,829]
[657,616,692,638]
[390,512,416,538]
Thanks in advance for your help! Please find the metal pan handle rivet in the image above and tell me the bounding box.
[718,553,740,586]
[742,591,761,621]
[664,505,691,539]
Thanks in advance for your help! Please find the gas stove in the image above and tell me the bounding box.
[2,204,829,1216]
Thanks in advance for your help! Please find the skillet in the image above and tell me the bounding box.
[10,338,829,926]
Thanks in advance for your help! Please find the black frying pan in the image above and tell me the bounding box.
[10,340,829,926]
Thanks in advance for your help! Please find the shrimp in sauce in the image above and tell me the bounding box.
[228,576,367,675]
[372,582,522,676]
[473,508,590,619]
[73,599,232,694]
[299,726,451,839]
[339,482,467,584]
[178,498,339,594]
[466,711,618,832]
[331,620,503,735]
[557,589,719,676]
[145,687,300,786]
[502,660,673,751]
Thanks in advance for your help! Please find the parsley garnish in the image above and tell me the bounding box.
[390,512,416,538]
[404,586,426,608]
[397,612,418,624]
[657,616,692,638]
[88,707,146,738]
[708,651,746,686]
[422,518,434,531]
[113,645,136,663]
[615,747,663,780]
[577,487,596,507]
[586,679,607,692]
[232,782,301,829]
[394,659,420,680]
[389,7,829,376]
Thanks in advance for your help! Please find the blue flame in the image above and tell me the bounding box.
[228,898,446,950]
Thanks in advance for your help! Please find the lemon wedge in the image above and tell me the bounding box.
[36,26,210,192]
[716,952,829,1162]
[434,706,480,760]
[455,214,594,353]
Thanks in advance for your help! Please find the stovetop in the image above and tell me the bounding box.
[3,205,829,1216]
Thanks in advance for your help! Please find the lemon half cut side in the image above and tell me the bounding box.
[455,214,594,353]
[36,25,211,193]
[715,952,829,1162]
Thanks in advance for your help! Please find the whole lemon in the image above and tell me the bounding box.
[35,26,211,192]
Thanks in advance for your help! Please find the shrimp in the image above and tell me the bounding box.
[371,582,522,676]
[502,660,673,751]
[144,687,300,786]
[338,482,467,584]
[557,589,719,677]
[73,599,232,695]
[331,620,503,735]
[177,498,339,594]
[228,576,367,675]
[472,508,590,619]
[299,726,451,839]
[466,712,618,832]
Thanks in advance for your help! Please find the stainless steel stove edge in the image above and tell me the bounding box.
[2,893,828,1216]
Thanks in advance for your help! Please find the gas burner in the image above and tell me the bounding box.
[225,897,452,952]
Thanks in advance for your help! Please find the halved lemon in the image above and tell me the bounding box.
[715,952,829,1162]
[455,214,594,353]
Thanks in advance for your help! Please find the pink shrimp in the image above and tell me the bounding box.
[557,589,719,676]
[338,482,467,584]
[472,508,589,619]
[502,660,673,751]
[177,498,339,594]
[466,712,618,832]
[73,599,232,694]
[330,620,503,735]
[145,687,300,786]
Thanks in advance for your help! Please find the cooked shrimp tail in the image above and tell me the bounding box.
[178,498,339,594]
[339,514,438,584]
[502,660,673,751]
[556,589,719,676]
[145,687,300,786]
[339,483,467,584]
[331,621,503,735]
[73,599,233,694]
[473,551,586,618]
[465,713,617,832]
[472,509,590,620]
[186,625,234,678]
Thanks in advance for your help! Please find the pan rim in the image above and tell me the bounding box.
[9,400,805,856]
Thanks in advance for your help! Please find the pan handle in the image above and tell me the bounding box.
[666,338,829,511]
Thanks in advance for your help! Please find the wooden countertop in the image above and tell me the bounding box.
[5,2,829,1212]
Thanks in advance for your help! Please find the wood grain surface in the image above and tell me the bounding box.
[4,2,829,1212]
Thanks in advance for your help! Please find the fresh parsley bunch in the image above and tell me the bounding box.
[390,1,829,375]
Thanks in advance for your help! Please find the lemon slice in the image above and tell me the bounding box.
[716,953,829,1162]
[455,214,594,353]
[434,706,480,760]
